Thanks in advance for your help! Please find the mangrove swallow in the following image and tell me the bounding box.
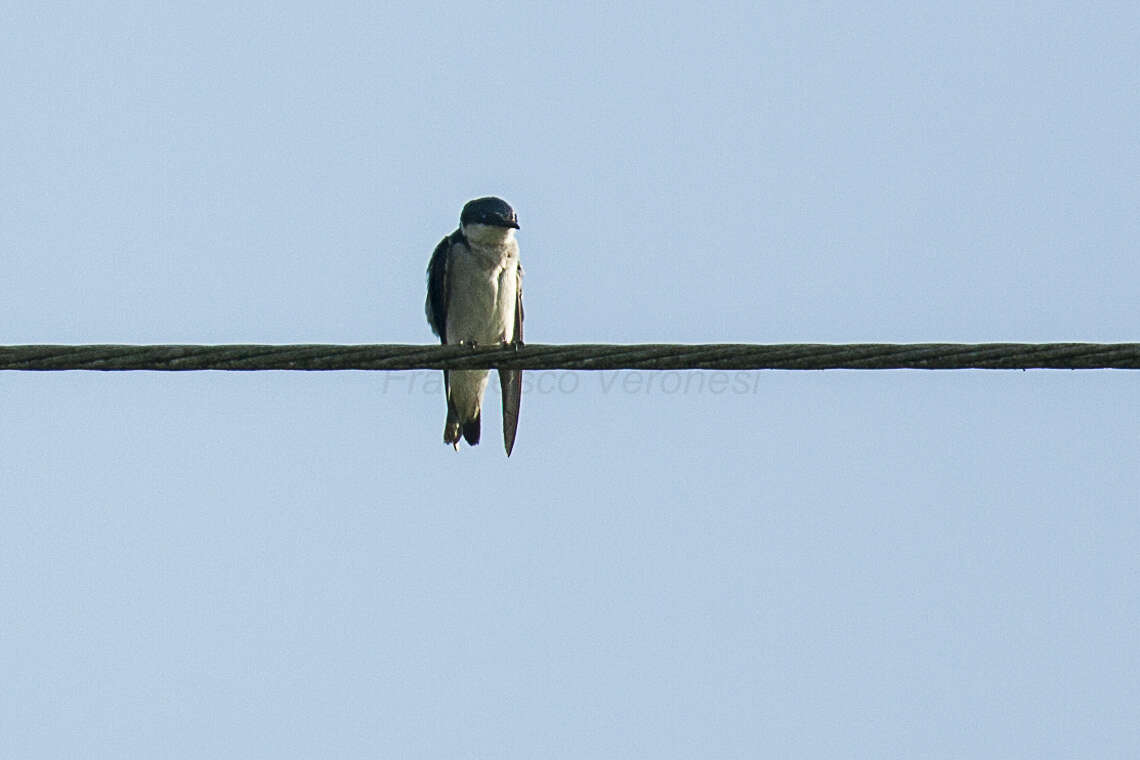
[425,196,524,456]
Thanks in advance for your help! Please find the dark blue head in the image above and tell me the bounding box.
[460,196,519,229]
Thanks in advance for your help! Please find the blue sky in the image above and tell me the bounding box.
[2,3,1138,757]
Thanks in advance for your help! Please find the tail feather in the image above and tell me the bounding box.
[441,369,482,450]
[461,412,481,446]
[444,396,462,449]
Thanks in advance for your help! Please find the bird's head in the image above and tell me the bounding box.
[460,196,519,242]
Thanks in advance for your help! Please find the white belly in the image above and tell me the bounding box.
[444,241,520,420]
[445,246,518,346]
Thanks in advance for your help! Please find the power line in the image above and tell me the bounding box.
[0,343,1138,371]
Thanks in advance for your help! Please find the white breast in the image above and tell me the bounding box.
[445,236,520,346]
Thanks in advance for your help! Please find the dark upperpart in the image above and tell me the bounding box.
[460,196,519,229]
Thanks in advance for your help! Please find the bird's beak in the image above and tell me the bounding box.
[508,220,520,229]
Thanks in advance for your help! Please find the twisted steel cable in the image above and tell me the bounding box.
[0,343,1137,371]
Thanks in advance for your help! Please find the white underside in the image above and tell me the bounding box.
[445,227,520,420]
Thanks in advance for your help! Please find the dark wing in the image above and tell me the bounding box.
[514,262,524,344]
[425,233,455,343]
[500,262,524,456]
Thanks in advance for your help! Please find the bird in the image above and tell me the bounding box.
[425,196,524,456]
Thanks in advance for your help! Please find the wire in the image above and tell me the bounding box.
[1,343,1137,370]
